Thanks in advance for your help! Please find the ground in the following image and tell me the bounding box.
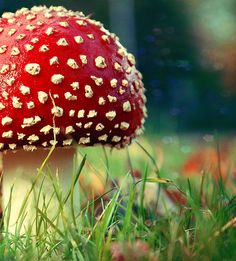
[1,134,236,260]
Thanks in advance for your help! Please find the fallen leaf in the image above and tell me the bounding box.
[110,240,157,261]
[181,146,232,180]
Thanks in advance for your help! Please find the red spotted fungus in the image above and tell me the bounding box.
[0,5,147,228]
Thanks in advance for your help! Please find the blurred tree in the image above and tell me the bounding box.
[135,0,236,132]
[108,0,136,54]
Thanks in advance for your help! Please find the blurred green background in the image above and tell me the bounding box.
[1,0,236,134]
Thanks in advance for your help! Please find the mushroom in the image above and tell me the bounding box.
[0,6,147,229]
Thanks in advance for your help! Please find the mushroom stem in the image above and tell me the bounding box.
[1,146,80,232]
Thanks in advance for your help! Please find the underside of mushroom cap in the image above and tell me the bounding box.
[0,6,147,151]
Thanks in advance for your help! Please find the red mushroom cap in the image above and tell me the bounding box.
[0,6,147,151]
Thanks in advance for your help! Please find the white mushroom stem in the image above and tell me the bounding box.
[0,146,80,232]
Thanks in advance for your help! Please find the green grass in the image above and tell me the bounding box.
[1,135,236,260]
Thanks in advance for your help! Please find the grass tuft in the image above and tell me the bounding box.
[0,137,236,260]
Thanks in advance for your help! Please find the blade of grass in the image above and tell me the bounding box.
[140,165,148,221]
[136,141,163,216]
[46,169,69,233]
[70,154,80,230]
[3,185,14,234]
[51,154,86,223]
[36,208,64,238]
[93,189,121,260]
[135,140,160,177]
[102,146,109,186]
[34,176,46,236]
[199,171,205,206]
[126,147,135,182]
[122,183,135,239]
[135,177,172,185]
[63,154,86,205]
[79,187,118,215]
